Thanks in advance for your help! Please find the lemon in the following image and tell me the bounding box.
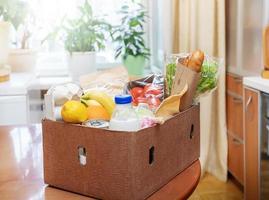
[61,100,88,123]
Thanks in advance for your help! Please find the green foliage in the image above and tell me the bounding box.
[165,63,177,96]
[0,0,29,30]
[64,0,111,53]
[197,61,218,93]
[112,1,150,60]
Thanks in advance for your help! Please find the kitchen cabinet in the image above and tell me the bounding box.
[227,134,244,184]
[0,96,29,125]
[226,73,244,184]
[244,87,259,200]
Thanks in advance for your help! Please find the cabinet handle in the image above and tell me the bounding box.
[232,97,243,104]
[232,138,241,145]
[233,77,242,83]
[245,96,252,112]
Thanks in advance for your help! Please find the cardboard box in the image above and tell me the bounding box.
[171,63,200,112]
[42,105,200,200]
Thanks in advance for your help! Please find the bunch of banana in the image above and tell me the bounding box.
[81,91,115,117]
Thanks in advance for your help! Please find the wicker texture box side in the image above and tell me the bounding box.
[42,120,132,200]
[129,105,200,200]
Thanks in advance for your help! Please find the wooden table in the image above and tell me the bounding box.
[0,124,200,200]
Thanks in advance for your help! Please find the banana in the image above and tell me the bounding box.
[81,91,115,116]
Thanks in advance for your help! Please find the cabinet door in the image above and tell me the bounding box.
[228,134,244,184]
[244,88,259,200]
[226,73,243,96]
[227,93,243,140]
[0,96,28,125]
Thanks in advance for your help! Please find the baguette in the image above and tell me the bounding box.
[187,50,204,72]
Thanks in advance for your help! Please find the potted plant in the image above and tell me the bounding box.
[63,0,111,81]
[112,2,150,76]
[0,0,37,72]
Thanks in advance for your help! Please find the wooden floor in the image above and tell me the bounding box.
[188,173,243,200]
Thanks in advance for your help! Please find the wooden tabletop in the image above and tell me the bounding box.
[0,124,200,200]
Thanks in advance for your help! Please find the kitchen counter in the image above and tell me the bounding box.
[0,73,33,96]
[0,72,72,96]
[243,76,269,93]
[0,124,201,200]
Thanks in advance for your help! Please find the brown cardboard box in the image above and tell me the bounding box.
[42,105,200,200]
[171,63,200,111]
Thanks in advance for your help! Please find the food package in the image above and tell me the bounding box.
[165,50,221,111]
[171,63,200,111]
[125,74,164,111]
[79,66,129,97]
[196,56,221,97]
[155,84,188,119]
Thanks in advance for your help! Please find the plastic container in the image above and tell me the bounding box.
[109,95,140,132]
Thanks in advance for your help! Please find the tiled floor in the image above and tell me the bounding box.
[188,173,243,200]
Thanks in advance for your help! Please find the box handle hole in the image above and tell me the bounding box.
[190,124,194,139]
[78,146,87,166]
[149,146,155,165]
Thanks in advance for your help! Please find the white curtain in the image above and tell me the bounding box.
[170,0,227,181]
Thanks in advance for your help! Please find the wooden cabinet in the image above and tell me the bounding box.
[244,87,259,200]
[227,134,244,184]
[226,73,244,184]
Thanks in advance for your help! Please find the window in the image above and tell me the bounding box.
[20,0,161,75]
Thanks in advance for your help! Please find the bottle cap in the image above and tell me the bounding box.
[115,95,132,104]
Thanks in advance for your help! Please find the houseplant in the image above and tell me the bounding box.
[112,1,150,76]
[63,0,111,81]
[0,0,37,72]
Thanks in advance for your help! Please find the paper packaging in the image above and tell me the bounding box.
[42,105,200,200]
[171,63,200,111]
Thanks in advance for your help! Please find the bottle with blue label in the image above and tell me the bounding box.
[109,95,140,132]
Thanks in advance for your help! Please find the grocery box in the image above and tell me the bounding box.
[42,105,200,200]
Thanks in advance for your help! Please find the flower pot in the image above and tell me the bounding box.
[7,49,37,72]
[123,55,146,76]
[67,52,96,82]
[0,22,12,66]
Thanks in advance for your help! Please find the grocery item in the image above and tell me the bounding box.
[81,91,115,116]
[126,74,164,110]
[135,103,157,129]
[109,95,140,132]
[186,50,204,72]
[165,50,204,97]
[52,83,83,106]
[61,100,88,123]
[156,84,188,119]
[135,103,155,118]
[82,99,110,120]
[147,96,161,110]
[79,66,129,96]
[130,87,144,99]
[196,60,218,94]
[165,61,177,97]
[83,120,110,129]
